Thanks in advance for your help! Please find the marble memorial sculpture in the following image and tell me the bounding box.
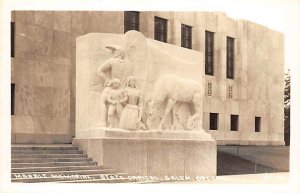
[95,55,204,132]
[75,31,216,177]
[96,45,132,128]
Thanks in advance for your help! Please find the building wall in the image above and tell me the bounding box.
[11,11,284,145]
[11,11,124,143]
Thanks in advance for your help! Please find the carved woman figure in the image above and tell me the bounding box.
[119,76,145,131]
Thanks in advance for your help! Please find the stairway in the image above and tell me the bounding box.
[11,144,136,183]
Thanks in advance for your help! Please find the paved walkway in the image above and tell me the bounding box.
[215,172,289,184]
[165,172,289,184]
[218,146,289,171]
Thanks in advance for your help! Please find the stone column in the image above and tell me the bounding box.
[140,12,154,39]
[169,18,181,46]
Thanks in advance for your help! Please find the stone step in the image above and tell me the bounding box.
[11,145,78,151]
[12,165,102,173]
[11,150,83,154]
[12,144,74,147]
[11,157,93,163]
[11,144,138,183]
[11,168,117,178]
[12,161,97,168]
[56,177,135,183]
[12,153,88,159]
[12,173,131,183]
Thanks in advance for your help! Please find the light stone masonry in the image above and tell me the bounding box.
[11,11,284,145]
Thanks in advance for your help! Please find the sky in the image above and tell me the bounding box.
[218,0,300,72]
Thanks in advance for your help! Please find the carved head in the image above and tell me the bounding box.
[147,100,161,117]
[126,76,136,88]
[104,79,113,87]
[105,46,126,59]
[114,49,126,59]
[111,79,121,89]
[144,99,162,130]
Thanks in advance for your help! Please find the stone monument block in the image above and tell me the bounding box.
[74,31,216,178]
[73,129,216,177]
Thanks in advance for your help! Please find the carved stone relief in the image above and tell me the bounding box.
[146,74,204,132]
[106,78,125,128]
[119,76,146,131]
[83,31,205,132]
[95,59,205,132]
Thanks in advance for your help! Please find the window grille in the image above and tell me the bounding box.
[231,115,239,131]
[154,16,167,43]
[228,85,233,99]
[255,117,261,132]
[181,24,192,49]
[11,22,15,57]
[208,82,212,96]
[124,11,139,33]
[11,83,15,115]
[210,113,218,130]
[227,37,234,79]
[205,31,214,75]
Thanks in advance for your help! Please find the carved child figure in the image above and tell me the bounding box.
[106,79,126,128]
[98,79,113,127]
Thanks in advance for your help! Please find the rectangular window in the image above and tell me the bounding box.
[255,117,261,132]
[227,37,234,79]
[209,113,218,130]
[11,83,15,115]
[11,22,15,57]
[124,11,139,33]
[205,31,214,75]
[154,16,167,43]
[231,115,239,131]
[181,24,192,49]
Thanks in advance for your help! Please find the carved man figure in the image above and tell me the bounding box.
[106,79,126,128]
[97,46,132,88]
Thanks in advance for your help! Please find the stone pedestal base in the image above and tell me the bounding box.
[73,128,216,177]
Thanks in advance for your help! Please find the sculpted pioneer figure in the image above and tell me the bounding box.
[106,79,127,128]
[119,76,146,131]
[97,46,132,87]
[148,74,204,131]
[98,79,113,127]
